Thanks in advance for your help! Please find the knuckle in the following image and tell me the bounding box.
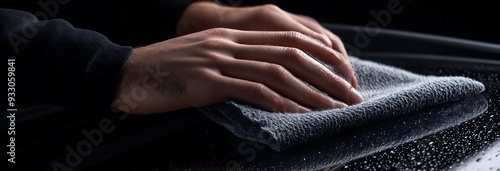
[282,47,302,56]
[281,31,306,43]
[282,47,306,62]
[318,33,330,42]
[198,69,218,79]
[245,83,269,98]
[253,4,282,21]
[260,4,282,12]
[332,49,347,61]
[309,33,330,46]
[198,38,231,49]
[205,27,233,37]
[330,34,342,43]
[265,64,290,83]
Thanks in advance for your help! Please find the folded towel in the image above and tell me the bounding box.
[197,57,485,152]
[245,94,488,170]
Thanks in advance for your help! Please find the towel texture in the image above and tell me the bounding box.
[197,57,485,152]
[245,95,488,170]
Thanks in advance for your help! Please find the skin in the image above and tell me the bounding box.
[176,2,357,87]
[112,2,362,114]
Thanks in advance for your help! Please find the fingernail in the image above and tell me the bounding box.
[297,106,312,113]
[348,87,363,104]
[335,101,348,108]
[351,77,359,90]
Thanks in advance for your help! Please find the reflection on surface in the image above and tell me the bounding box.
[338,56,500,171]
[242,95,488,170]
[454,140,500,171]
[87,55,500,171]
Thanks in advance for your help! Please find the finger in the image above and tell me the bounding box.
[291,15,359,89]
[219,76,311,113]
[219,59,347,109]
[225,30,354,79]
[282,19,333,47]
[230,44,362,105]
[252,13,333,47]
[290,14,327,38]
[242,4,332,47]
[320,29,359,89]
[291,15,346,55]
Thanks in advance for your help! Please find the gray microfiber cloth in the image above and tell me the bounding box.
[197,57,485,152]
[245,94,488,170]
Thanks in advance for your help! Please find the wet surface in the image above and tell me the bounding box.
[91,55,500,171]
[338,56,500,171]
[6,55,500,171]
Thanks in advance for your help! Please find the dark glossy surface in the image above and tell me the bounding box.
[5,55,499,171]
[85,55,499,171]
[339,56,500,171]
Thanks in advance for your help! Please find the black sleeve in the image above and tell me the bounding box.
[0,8,132,109]
[54,0,196,46]
[1,0,196,46]
[1,0,198,109]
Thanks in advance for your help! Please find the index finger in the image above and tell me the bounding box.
[290,14,358,89]
[222,29,356,90]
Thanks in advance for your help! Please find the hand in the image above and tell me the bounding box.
[176,2,358,88]
[113,28,363,114]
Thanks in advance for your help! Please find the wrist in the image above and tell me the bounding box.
[112,48,147,110]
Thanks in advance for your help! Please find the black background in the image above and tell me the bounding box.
[248,0,500,44]
[2,0,499,44]
[2,1,500,170]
